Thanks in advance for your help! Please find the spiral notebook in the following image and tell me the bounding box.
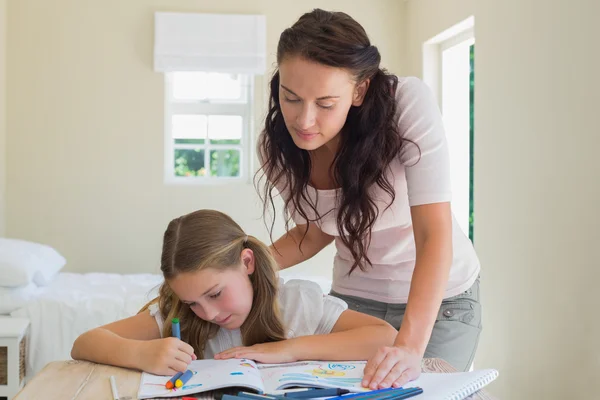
[403,368,499,400]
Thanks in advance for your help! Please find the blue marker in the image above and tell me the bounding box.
[237,392,283,400]
[172,317,181,340]
[378,387,423,400]
[285,388,350,398]
[331,387,423,400]
[175,369,194,388]
[327,387,396,400]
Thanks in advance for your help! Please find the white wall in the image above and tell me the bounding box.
[0,0,6,236]
[403,0,475,78]
[405,0,600,399]
[5,0,405,277]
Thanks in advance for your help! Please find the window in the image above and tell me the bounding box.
[423,16,475,242]
[164,72,253,184]
[441,36,475,242]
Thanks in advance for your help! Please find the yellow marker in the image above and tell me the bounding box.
[175,369,193,388]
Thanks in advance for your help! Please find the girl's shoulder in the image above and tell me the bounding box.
[278,278,329,311]
[277,278,347,336]
[277,278,345,312]
[278,278,323,301]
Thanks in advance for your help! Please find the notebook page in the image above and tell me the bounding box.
[403,369,499,400]
[259,361,369,392]
[138,359,265,399]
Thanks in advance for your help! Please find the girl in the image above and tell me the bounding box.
[257,9,482,390]
[71,209,397,376]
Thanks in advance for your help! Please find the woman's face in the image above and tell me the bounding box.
[278,56,366,152]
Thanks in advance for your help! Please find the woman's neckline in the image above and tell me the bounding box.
[306,184,340,196]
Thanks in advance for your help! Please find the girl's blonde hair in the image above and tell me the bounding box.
[151,209,285,358]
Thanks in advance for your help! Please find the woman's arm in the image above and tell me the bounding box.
[363,202,453,388]
[215,310,397,362]
[71,311,196,375]
[270,222,334,269]
[396,202,452,353]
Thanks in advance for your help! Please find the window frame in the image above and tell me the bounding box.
[423,16,475,242]
[163,72,254,185]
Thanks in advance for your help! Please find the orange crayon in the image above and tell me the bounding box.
[165,371,183,389]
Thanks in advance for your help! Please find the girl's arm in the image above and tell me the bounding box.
[215,310,397,362]
[270,222,334,269]
[71,310,196,375]
[284,310,398,360]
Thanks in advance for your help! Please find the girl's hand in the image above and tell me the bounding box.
[137,337,197,376]
[215,341,298,364]
[362,345,422,389]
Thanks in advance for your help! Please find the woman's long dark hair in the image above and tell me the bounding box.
[256,9,417,274]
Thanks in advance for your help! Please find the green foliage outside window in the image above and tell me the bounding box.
[469,44,475,242]
[210,150,240,177]
[174,148,240,177]
[175,149,206,177]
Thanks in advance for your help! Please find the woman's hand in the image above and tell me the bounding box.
[362,345,422,389]
[137,337,197,376]
[215,341,298,364]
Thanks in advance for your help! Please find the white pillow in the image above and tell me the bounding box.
[0,238,66,287]
[0,282,40,314]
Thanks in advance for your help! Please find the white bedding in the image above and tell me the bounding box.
[8,271,332,380]
[10,272,163,378]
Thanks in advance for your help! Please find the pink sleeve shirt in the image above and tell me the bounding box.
[266,77,480,303]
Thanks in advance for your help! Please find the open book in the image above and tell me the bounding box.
[138,359,368,399]
[138,359,499,400]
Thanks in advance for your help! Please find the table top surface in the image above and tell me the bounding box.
[14,358,496,400]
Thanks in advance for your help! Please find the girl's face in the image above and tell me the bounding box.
[168,249,255,330]
[278,56,367,153]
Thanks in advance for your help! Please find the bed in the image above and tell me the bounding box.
[8,272,163,379]
[6,271,332,380]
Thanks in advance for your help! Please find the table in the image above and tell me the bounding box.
[14,358,496,400]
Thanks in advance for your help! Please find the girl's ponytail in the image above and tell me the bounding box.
[240,235,286,344]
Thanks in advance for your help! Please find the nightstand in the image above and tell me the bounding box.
[0,318,29,400]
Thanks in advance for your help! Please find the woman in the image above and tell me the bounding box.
[256,8,482,390]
